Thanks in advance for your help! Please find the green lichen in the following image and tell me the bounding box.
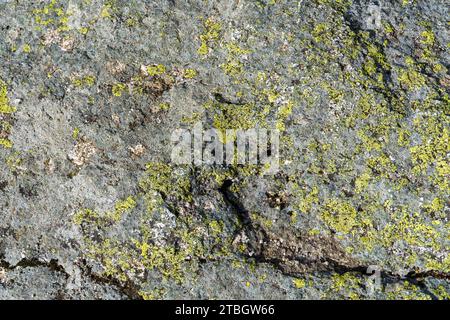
[72,75,96,88]
[0,138,13,149]
[158,102,170,111]
[397,57,426,91]
[276,101,294,131]
[409,113,449,180]
[380,209,440,249]
[0,80,16,114]
[198,17,221,56]
[420,29,435,46]
[295,185,319,214]
[221,42,251,78]
[423,198,445,218]
[387,281,432,300]
[112,196,137,221]
[293,278,306,289]
[312,23,332,46]
[73,196,136,225]
[321,199,357,234]
[139,162,192,213]
[32,0,72,33]
[183,68,198,79]
[431,285,450,300]
[23,44,32,53]
[72,127,80,140]
[354,171,371,194]
[146,64,166,77]
[0,79,16,149]
[328,273,362,300]
[112,83,127,97]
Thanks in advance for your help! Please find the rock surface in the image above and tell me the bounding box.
[0,0,449,299]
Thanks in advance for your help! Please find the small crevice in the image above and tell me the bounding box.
[0,256,70,279]
[76,259,143,300]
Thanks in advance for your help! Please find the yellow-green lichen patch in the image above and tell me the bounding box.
[138,162,192,213]
[146,64,166,77]
[204,100,268,144]
[22,44,32,53]
[0,138,13,149]
[276,101,294,132]
[327,273,363,300]
[73,196,136,225]
[311,22,333,46]
[294,185,319,215]
[0,79,16,149]
[73,162,240,294]
[410,114,449,171]
[112,83,127,97]
[221,42,251,79]
[32,0,72,33]
[198,17,222,56]
[72,75,96,88]
[100,4,113,19]
[108,65,175,99]
[112,196,137,221]
[431,285,450,300]
[139,288,165,300]
[293,278,306,289]
[395,56,429,93]
[321,199,357,235]
[423,198,445,219]
[380,209,440,249]
[0,80,16,114]
[183,68,198,79]
[386,281,432,300]
[354,171,371,194]
[72,127,80,140]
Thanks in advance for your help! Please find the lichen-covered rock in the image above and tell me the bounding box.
[0,0,448,300]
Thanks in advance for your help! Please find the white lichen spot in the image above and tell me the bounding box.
[129,144,146,158]
[68,139,96,166]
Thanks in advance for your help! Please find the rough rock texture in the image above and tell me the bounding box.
[0,0,449,300]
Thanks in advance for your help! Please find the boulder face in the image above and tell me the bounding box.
[0,0,448,300]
